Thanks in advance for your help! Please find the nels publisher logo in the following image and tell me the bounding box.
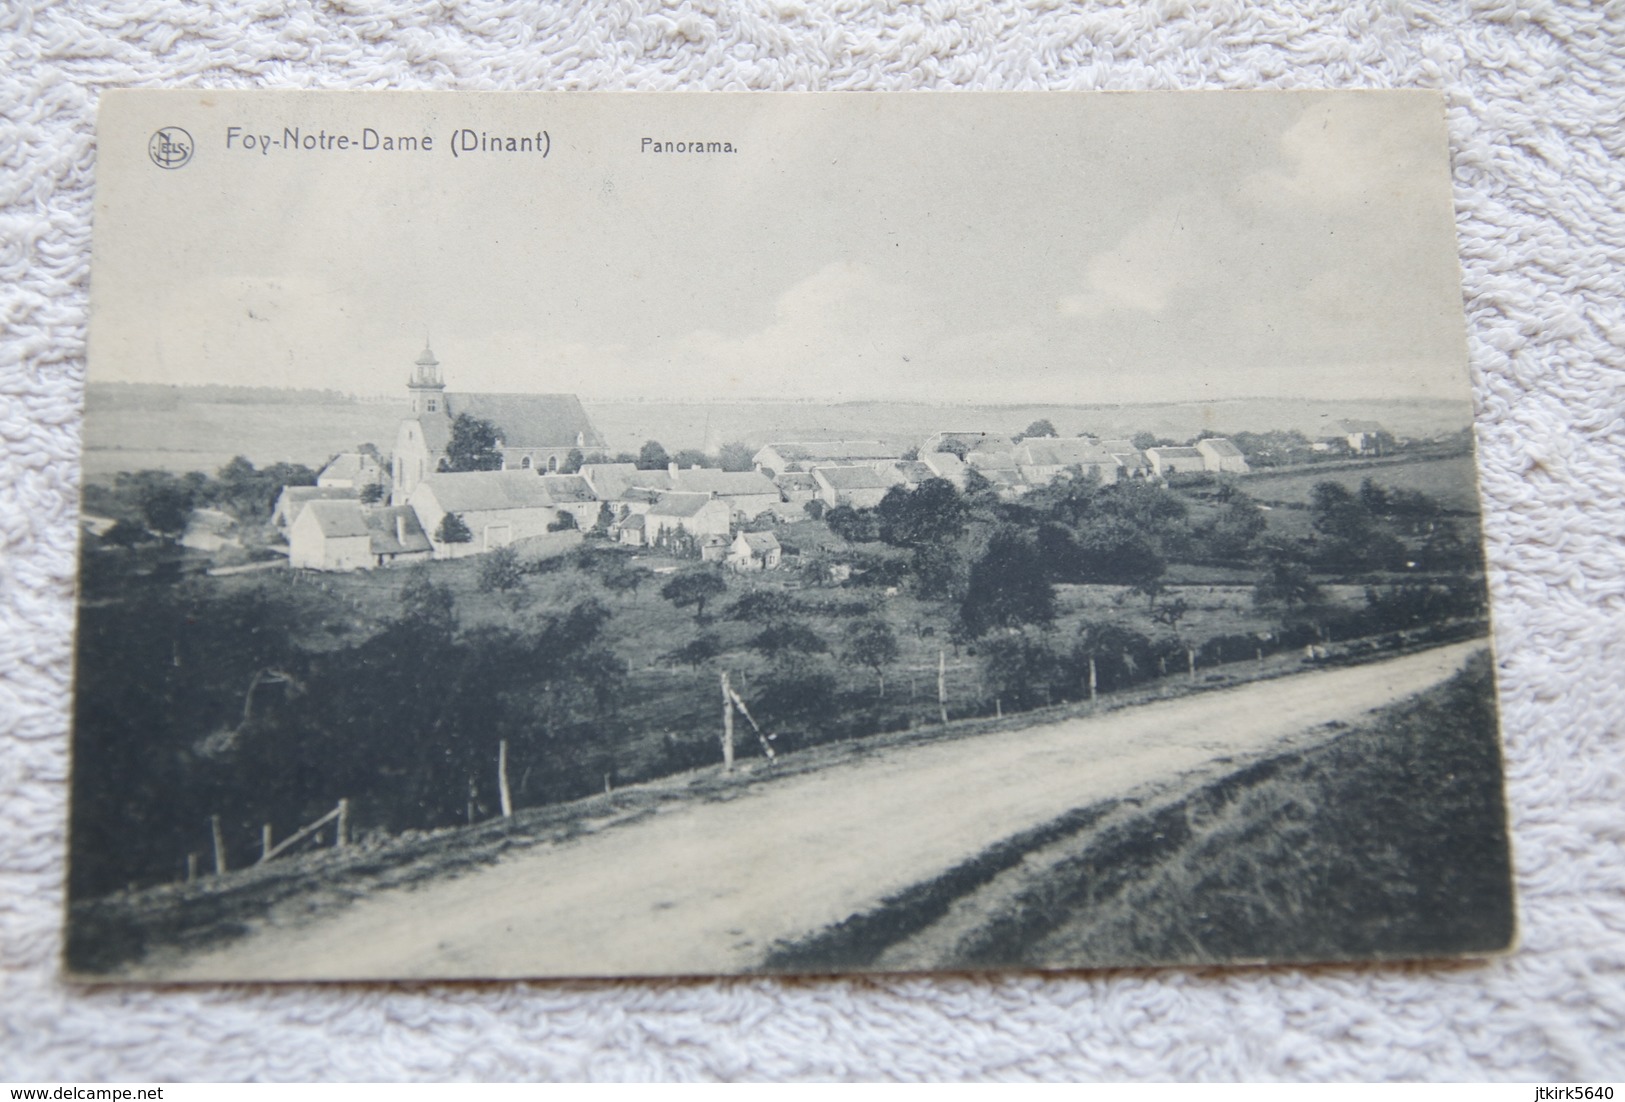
[148,126,194,169]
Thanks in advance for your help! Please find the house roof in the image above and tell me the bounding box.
[538,474,597,502]
[1019,439,1116,467]
[737,531,781,553]
[758,440,901,463]
[1197,437,1244,458]
[813,465,895,491]
[1111,450,1151,470]
[893,461,937,484]
[665,469,780,497]
[647,492,721,518]
[276,485,355,523]
[416,470,559,513]
[302,499,371,539]
[620,513,646,531]
[319,452,381,482]
[1097,439,1136,453]
[414,392,605,453]
[775,472,818,491]
[1334,419,1385,435]
[1148,447,1204,461]
[580,463,642,500]
[364,507,433,555]
[920,451,966,477]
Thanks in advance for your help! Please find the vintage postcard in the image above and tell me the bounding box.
[69,90,1513,982]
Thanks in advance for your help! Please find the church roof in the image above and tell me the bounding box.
[417,393,605,452]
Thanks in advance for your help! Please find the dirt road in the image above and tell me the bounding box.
[149,641,1485,981]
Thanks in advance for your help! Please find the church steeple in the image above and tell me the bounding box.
[408,341,446,416]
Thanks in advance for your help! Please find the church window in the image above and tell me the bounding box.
[548,455,559,472]
[426,398,437,412]
[521,456,532,470]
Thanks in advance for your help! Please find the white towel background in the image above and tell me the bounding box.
[3,0,1623,1081]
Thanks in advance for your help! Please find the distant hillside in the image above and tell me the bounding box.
[584,396,1474,454]
[86,382,357,411]
[79,385,1473,477]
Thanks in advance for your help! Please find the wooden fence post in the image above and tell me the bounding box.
[261,823,273,863]
[938,650,949,725]
[1088,655,1098,703]
[186,853,199,883]
[337,798,350,846]
[721,671,735,773]
[497,741,513,819]
[210,814,227,875]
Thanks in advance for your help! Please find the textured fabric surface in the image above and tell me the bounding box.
[3,0,1623,1082]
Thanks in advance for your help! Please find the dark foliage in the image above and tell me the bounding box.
[445,414,504,472]
[959,528,1055,638]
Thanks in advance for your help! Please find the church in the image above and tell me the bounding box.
[389,343,607,504]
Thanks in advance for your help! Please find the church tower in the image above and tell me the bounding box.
[407,342,446,416]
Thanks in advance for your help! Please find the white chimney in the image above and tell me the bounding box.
[395,513,407,545]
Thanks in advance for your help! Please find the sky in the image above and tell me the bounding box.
[91,91,1473,406]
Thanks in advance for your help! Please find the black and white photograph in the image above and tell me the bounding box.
[68,89,1513,982]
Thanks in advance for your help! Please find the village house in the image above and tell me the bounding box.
[407,469,570,557]
[537,473,602,530]
[1196,437,1251,474]
[772,471,819,514]
[639,492,733,549]
[389,343,606,504]
[1099,440,1153,479]
[316,450,385,490]
[1145,446,1207,478]
[811,465,897,508]
[921,430,1015,458]
[727,531,782,572]
[288,499,374,571]
[1015,439,1120,487]
[631,467,783,522]
[1326,419,1386,455]
[362,506,435,566]
[918,449,968,488]
[752,441,905,475]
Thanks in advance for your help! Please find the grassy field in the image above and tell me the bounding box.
[1242,454,1483,514]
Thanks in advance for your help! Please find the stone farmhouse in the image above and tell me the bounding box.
[288,499,433,571]
[408,469,576,557]
[727,531,782,571]
[1196,437,1251,473]
[812,465,895,508]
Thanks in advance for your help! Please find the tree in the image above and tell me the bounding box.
[548,510,578,532]
[664,633,722,669]
[1020,419,1058,440]
[446,414,504,472]
[716,442,756,472]
[958,528,1055,638]
[750,621,828,662]
[477,545,523,593]
[637,440,671,471]
[1254,560,1321,611]
[560,448,585,474]
[912,542,967,600]
[399,568,455,633]
[980,629,1060,712]
[843,618,899,696]
[671,448,708,470]
[876,478,967,549]
[599,559,654,601]
[358,481,386,505]
[660,567,727,621]
[435,512,473,544]
[824,505,879,543]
